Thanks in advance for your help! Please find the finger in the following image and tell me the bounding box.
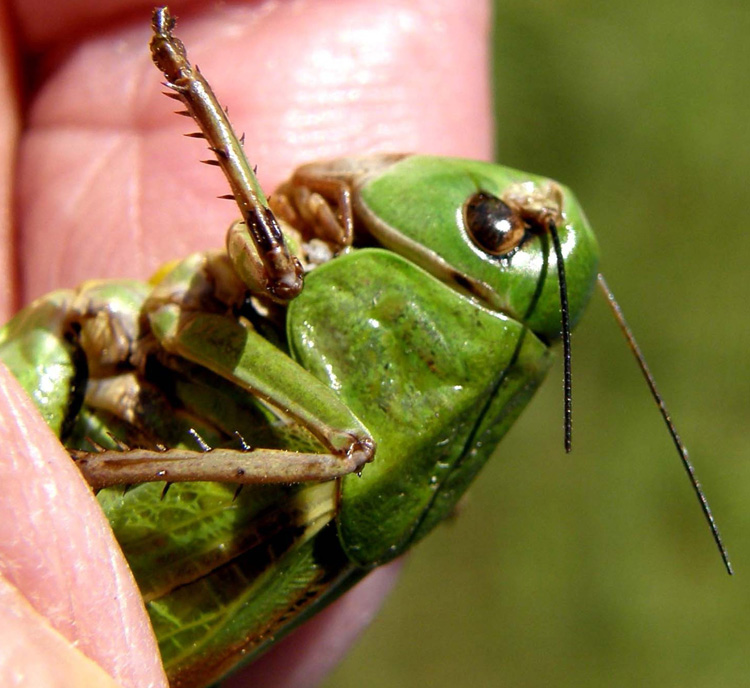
[0,2,20,319]
[0,366,168,686]
[0,571,126,688]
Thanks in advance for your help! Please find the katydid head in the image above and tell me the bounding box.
[355,156,599,343]
[353,156,598,453]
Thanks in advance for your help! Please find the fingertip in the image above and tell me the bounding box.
[0,366,168,688]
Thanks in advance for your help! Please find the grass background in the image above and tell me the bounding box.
[324,1,750,687]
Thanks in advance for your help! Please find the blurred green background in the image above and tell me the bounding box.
[325,1,750,687]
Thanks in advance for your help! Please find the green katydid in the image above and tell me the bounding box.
[0,7,731,688]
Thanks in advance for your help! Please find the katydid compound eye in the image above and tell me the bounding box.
[463,191,526,256]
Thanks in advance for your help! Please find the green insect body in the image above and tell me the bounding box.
[0,7,728,688]
[0,153,598,687]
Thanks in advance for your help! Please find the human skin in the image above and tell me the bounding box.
[0,1,491,686]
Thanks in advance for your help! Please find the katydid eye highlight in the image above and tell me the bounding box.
[463,191,526,256]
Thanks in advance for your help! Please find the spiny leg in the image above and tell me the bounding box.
[150,6,303,302]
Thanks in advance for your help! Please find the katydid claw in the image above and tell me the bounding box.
[347,436,376,471]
